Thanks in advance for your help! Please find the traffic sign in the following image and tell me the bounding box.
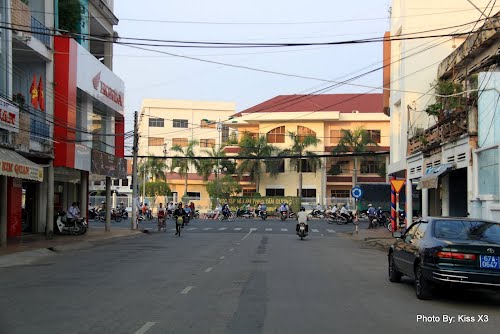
[390,179,406,193]
[351,186,363,199]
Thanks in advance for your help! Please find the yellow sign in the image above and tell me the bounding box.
[390,179,406,193]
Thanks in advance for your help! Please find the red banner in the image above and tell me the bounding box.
[38,76,44,111]
[30,74,39,109]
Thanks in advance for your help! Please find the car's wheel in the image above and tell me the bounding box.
[388,253,402,283]
[415,262,433,300]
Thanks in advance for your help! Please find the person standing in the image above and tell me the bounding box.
[173,202,185,236]
[183,203,191,226]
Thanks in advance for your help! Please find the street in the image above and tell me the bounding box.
[1,218,499,334]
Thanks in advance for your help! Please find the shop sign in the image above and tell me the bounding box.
[91,149,127,179]
[0,158,43,182]
[0,97,19,133]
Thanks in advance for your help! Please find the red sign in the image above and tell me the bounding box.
[0,110,16,125]
[30,74,39,109]
[390,179,406,193]
[93,72,123,107]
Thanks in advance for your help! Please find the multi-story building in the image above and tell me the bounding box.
[226,94,390,206]
[138,99,236,209]
[387,0,495,223]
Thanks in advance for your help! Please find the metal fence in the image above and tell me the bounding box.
[31,16,51,48]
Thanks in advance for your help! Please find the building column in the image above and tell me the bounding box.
[36,176,48,233]
[421,188,429,217]
[105,176,111,231]
[103,34,113,70]
[406,176,413,227]
[0,176,7,248]
[441,174,450,216]
[45,161,54,239]
[80,171,88,219]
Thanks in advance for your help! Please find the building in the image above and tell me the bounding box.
[387,0,495,223]
[226,94,390,207]
[138,99,236,209]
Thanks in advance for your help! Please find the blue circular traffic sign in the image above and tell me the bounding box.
[351,186,363,199]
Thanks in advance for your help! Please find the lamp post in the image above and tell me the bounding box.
[163,142,169,202]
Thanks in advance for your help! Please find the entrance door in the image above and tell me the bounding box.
[448,168,468,217]
[22,182,38,233]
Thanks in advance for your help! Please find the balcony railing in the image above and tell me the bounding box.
[408,109,469,156]
[30,118,50,143]
[31,16,50,48]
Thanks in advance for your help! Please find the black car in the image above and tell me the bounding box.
[388,217,500,300]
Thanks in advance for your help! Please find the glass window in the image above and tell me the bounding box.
[149,118,164,127]
[200,139,216,148]
[113,179,120,186]
[121,179,129,186]
[403,223,420,243]
[331,189,350,198]
[266,159,285,173]
[434,220,500,243]
[186,192,201,200]
[300,159,313,173]
[267,126,285,143]
[414,222,428,240]
[299,189,316,198]
[172,138,188,147]
[478,147,499,196]
[297,126,316,141]
[173,119,188,128]
[242,189,256,196]
[330,129,342,144]
[266,188,285,197]
[93,181,102,186]
[148,137,164,146]
[360,160,380,174]
[367,130,381,143]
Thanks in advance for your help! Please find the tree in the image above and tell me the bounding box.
[138,156,167,181]
[170,140,198,196]
[195,146,236,181]
[236,133,279,194]
[145,181,171,197]
[206,175,242,208]
[58,0,82,33]
[281,131,321,202]
[332,126,379,186]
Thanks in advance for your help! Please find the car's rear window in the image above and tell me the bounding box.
[434,220,500,243]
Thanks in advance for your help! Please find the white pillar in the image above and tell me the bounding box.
[0,176,7,247]
[421,188,429,217]
[406,176,413,227]
[441,174,450,216]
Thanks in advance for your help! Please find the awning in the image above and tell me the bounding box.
[0,148,44,182]
[416,163,453,190]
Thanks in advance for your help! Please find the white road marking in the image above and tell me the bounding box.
[229,248,234,252]
[250,228,257,231]
[181,286,194,294]
[312,229,320,233]
[234,228,242,231]
[326,229,336,233]
[218,228,227,231]
[170,228,176,231]
[205,267,213,273]
[281,228,288,231]
[134,322,156,334]
[219,256,225,260]
[187,227,196,230]
[265,228,272,231]
[203,228,212,230]
[241,229,254,240]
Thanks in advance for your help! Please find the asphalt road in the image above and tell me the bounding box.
[1,218,499,334]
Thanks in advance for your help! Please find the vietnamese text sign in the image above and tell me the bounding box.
[0,97,19,133]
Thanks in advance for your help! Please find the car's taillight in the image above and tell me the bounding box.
[436,251,476,260]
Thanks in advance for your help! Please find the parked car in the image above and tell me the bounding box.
[388,217,500,300]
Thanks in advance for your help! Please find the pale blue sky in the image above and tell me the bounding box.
[113,0,392,134]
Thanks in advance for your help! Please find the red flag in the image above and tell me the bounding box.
[30,74,38,109]
[38,76,44,112]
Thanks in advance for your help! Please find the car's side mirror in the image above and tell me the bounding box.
[392,232,402,238]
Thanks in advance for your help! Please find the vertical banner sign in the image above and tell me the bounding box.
[38,75,45,112]
[30,74,39,109]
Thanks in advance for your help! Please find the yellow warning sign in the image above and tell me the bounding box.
[390,179,406,193]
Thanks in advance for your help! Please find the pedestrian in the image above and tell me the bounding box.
[189,201,195,219]
[173,202,185,236]
[183,203,191,226]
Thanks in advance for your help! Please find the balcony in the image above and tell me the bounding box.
[408,109,469,156]
[30,118,50,143]
[31,16,51,48]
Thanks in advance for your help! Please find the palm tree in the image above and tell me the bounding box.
[138,156,167,181]
[332,126,378,186]
[281,131,321,202]
[237,133,279,194]
[170,140,198,197]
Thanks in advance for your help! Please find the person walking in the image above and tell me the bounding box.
[173,202,185,236]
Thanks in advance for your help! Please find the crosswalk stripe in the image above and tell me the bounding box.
[234,228,242,231]
[203,228,212,230]
[281,228,288,231]
[326,229,336,233]
[218,228,227,231]
[170,228,176,231]
[312,229,319,233]
[265,228,272,231]
[250,228,257,231]
[187,228,196,230]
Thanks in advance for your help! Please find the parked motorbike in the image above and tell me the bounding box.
[237,209,254,219]
[297,222,308,240]
[55,211,88,235]
[97,209,123,222]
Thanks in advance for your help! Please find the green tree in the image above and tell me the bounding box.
[206,175,242,208]
[236,133,279,194]
[195,146,236,181]
[281,132,321,202]
[170,140,198,196]
[145,181,171,197]
[138,156,167,181]
[332,126,379,186]
[58,0,82,33]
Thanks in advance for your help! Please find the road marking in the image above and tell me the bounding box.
[234,228,242,231]
[181,286,194,294]
[312,229,320,233]
[326,229,336,233]
[281,228,288,231]
[220,256,225,260]
[241,229,254,240]
[187,227,196,230]
[229,248,234,252]
[218,228,227,231]
[134,322,156,334]
[265,228,272,231]
[205,267,213,273]
[203,228,212,230]
[170,228,176,231]
[250,228,257,231]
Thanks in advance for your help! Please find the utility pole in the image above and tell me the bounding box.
[131,111,139,230]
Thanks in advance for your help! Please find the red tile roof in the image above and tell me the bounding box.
[236,94,383,116]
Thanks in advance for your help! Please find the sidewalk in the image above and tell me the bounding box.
[0,228,143,268]
[344,226,397,251]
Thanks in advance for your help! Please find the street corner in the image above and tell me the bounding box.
[0,248,56,268]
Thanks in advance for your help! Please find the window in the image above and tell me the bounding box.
[331,189,350,198]
[173,119,188,128]
[201,120,216,128]
[267,126,285,143]
[113,179,120,186]
[148,137,164,146]
[367,130,381,143]
[242,189,256,196]
[221,125,229,143]
[266,188,285,197]
[414,222,428,241]
[149,118,164,127]
[328,160,349,175]
[299,189,316,198]
[186,192,201,200]
[330,129,342,144]
[297,126,316,141]
[172,138,188,147]
[266,159,285,173]
[200,139,216,148]
[93,181,102,186]
[121,179,129,186]
[360,160,380,174]
[478,147,498,196]
[300,159,314,173]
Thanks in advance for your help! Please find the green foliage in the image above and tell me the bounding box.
[333,126,378,153]
[138,156,167,181]
[425,80,464,118]
[20,0,29,5]
[58,0,82,33]
[252,192,262,197]
[170,140,198,196]
[227,131,239,145]
[327,164,342,175]
[195,147,236,181]
[145,181,171,197]
[206,175,242,207]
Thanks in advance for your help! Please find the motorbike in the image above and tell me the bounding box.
[89,207,98,220]
[219,211,233,221]
[194,210,200,219]
[369,212,388,228]
[55,211,88,235]
[258,210,268,220]
[96,209,123,222]
[237,209,254,219]
[387,211,407,232]
[310,209,325,219]
[117,207,128,218]
[297,222,308,240]
[280,211,288,221]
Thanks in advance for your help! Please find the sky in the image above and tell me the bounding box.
[112,0,393,134]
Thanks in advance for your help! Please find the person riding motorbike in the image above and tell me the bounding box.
[66,202,81,226]
[367,204,377,228]
[340,204,352,224]
[296,207,309,234]
[222,203,231,218]
[173,202,185,236]
[257,202,267,217]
